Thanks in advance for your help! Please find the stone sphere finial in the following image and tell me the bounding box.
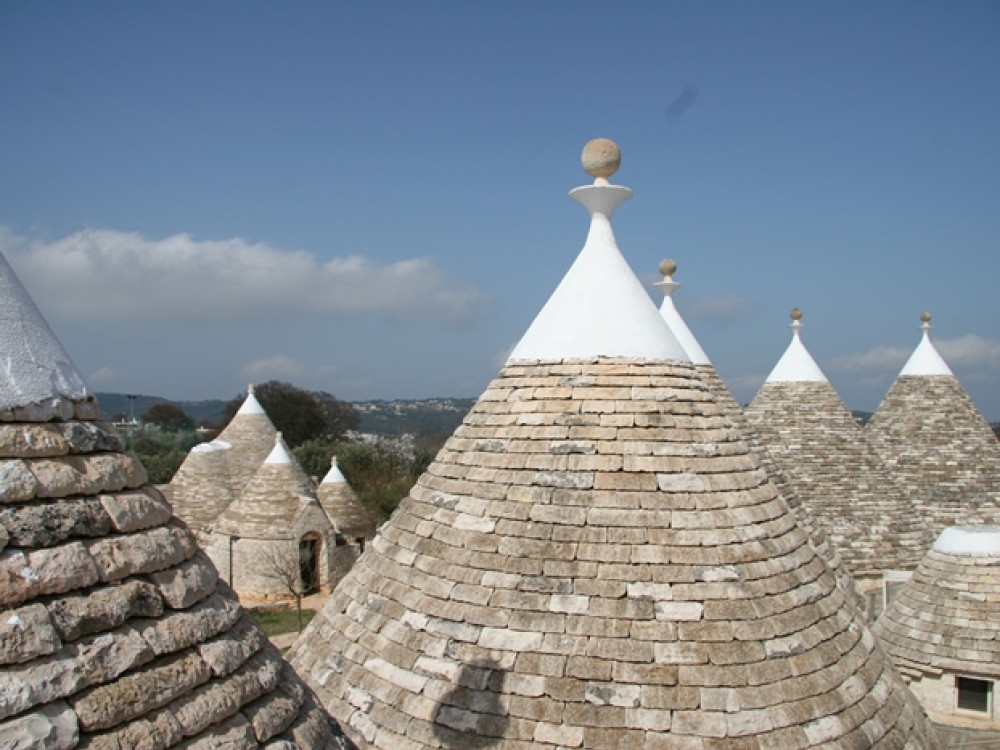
[659,259,677,277]
[790,308,803,321]
[582,138,621,183]
[921,312,932,324]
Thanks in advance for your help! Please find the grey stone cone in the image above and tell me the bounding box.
[289,357,939,749]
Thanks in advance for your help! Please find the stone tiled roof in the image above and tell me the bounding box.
[0,259,354,748]
[874,526,1000,680]
[745,379,930,576]
[866,373,1000,537]
[318,459,376,540]
[695,368,870,619]
[653,272,869,618]
[167,387,279,535]
[288,140,936,749]
[212,435,327,541]
[290,358,937,749]
[162,440,237,536]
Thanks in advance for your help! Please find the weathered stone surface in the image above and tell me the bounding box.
[0,497,111,547]
[0,280,353,749]
[86,524,194,582]
[134,591,243,655]
[0,423,70,459]
[70,649,211,731]
[30,453,146,499]
[10,398,75,423]
[75,707,183,750]
[59,421,124,454]
[0,543,100,608]
[46,578,163,642]
[148,551,218,609]
[0,602,62,665]
[0,459,39,503]
[867,374,1000,537]
[0,625,153,720]
[242,688,300,743]
[290,358,939,750]
[168,646,280,737]
[196,614,264,677]
[278,693,349,750]
[0,699,79,750]
[99,488,173,533]
[174,713,256,750]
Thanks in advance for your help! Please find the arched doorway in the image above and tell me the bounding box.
[298,533,321,594]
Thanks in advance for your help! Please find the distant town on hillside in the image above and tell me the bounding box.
[96,391,477,436]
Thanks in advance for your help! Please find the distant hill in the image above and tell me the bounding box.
[96,393,228,424]
[95,392,476,436]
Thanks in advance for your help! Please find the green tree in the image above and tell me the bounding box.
[141,403,194,432]
[293,438,340,480]
[130,432,186,484]
[331,439,438,521]
[221,381,359,448]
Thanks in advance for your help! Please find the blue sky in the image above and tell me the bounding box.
[1,1,998,419]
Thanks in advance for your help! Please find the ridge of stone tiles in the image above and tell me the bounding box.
[745,379,930,576]
[213,396,280,497]
[0,252,90,416]
[318,460,376,540]
[650,268,868,617]
[212,449,322,540]
[692,367,871,619]
[865,373,1000,537]
[167,392,279,536]
[289,357,938,749]
[874,525,1000,679]
[163,441,238,540]
[0,409,354,748]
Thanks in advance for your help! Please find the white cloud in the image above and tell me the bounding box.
[828,334,1000,375]
[240,356,341,381]
[241,355,304,379]
[87,366,123,385]
[937,334,1000,369]
[828,345,910,374]
[2,226,485,324]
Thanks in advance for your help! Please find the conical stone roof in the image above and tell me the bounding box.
[167,385,278,535]
[318,458,376,540]
[213,433,324,540]
[744,310,929,580]
[0,252,353,748]
[652,267,869,619]
[289,141,938,749]
[865,314,1000,536]
[874,526,1000,683]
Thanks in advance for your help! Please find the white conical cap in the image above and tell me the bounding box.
[264,431,294,464]
[654,259,711,365]
[765,308,828,383]
[508,140,688,363]
[0,251,90,410]
[321,455,347,484]
[899,313,953,376]
[237,383,266,414]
